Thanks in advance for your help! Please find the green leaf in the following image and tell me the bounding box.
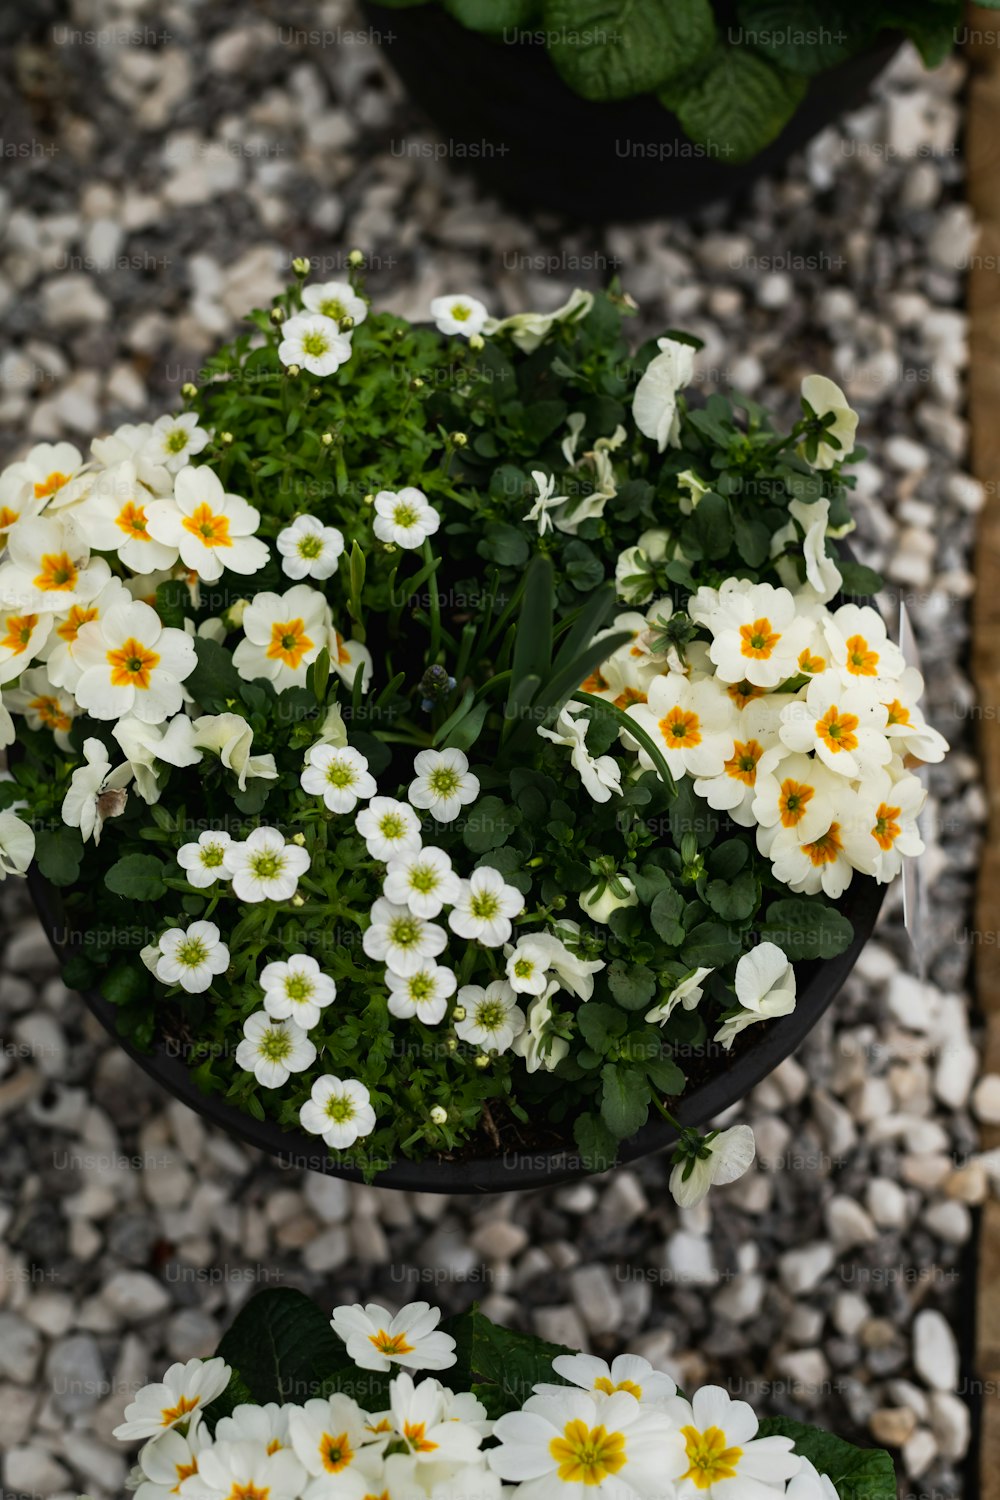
[661,44,807,163]
[735,1,858,73]
[759,898,853,960]
[34,827,82,887]
[574,1112,621,1174]
[681,921,744,967]
[545,0,716,101]
[186,636,243,711]
[454,1307,575,1414]
[578,1002,628,1051]
[835,558,882,599]
[443,696,489,753]
[105,853,167,901]
[212,1289,343,1416]
[512,553,554,693]
[62,955,99,990]
[758,1418,895,1500]
[731,511,771,569]
[479,522,530,567]
[684,490,733,560]
[600,1063,651,1138]
[154,579,192,630]
[705,871,757,921]
[646,1054,685,1095]
[463,794,521,854]
[443,0,539,29]
[606,961,657,1010]
[650,885,686,947]
[101,962,151,1007]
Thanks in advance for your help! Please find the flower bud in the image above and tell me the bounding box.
[579,876,638,925]
[321,432,333,446]
[269,306,285,324]
[450,431,468,447]
[451,1005,467,1023]
[292,832,306,846]
[474,1054,490,1070]
[430,1105,448,1125]
[181,382,198,399]
[348,249,364,267]
[292,256,310,276]
[286,363,300,377]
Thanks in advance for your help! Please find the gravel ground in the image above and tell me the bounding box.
[0,4,991,1498]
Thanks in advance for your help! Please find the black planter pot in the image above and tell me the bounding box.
[30,863,884,1194]
[359,4,899,223]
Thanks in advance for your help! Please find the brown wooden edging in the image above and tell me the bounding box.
[965,6,1000,1495]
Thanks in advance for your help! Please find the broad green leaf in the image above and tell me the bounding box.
[650,885,686,946]
[759,898,853,960]
[606,960,658,1010]
[545,0,716,100]
[735,1,858,73]
[705,871,757,921]
[661,45,807,163]
[463,794,521,854]
[600,1063,651,1138]
[444,0,540,29]
[212,1289,344,1416]
[186,636,244,711]
[574,1111,621,1174]
[681,920,745,967]
[759,1418,895,1500]
[578,1001,629,1050]
[34,827,83,887]
[105,853,167,902]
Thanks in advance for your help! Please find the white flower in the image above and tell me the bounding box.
[235,1011,317,1088]
[112,1357,231,1441]
[0,809,35,879]
[300,743,376,814]
[133,1425,210,1500]
[61,738,133,844]
[73,599,197,725]
[232,584,329,691]
[751,748,840,844]
[448,866,524,947]
[455,979,525,1053]
[177,1439,306,1500]
[373,487,441,550]
[645,966,714,1027]
[538,702,623,803]
[330,627,374,694]
[535,1352,677,1407]
[714,943,797,1051]
[511,921,605,1000]
[151,921,230,995]
[191,712,277,790]
[430,293,490,338]
[384,845,460,918]
[300,1075,376,1149]
[44,573,133,693]
[489,1389,685,1497]
[213,1402,292,1453]
[773,496,842,603]
[91,422,173,496]
[142,412,210,474]
[881,668,949,763]
[278,312,353,375]
[524,470,569,536]
[691,580,812,689]
[778,673,891,778]
[260,953,336,1028]
[759,799,860,899]
[387,962,457,1025]
[799,373,859,470]
[676,468,711,515]
[667,1384,799,1497]
[692,696,790,829]
[0,606,52,684]
[389,1372,484,1465]
[145,466,268,584]
[3,665,77,750]
[177,830,232,889]
[786,1457,841,1500]
[356,796,423,861]
[632,335,695,452]
[627,674,737,781]
[484,288,593,353]
[76,461,179,573]
[287,1395,380,1487]
[362,896,447,977]
[824,602,905,682]
[330,1301,457,1373]
[579,875,638,926]
[223,826,311,903]
[505,935,559,996]
[113,714,204,803]
[408,747,479,822]
[839,767,927,883]
[614,528,673,604]
[0,512,107,612]
[668,1124,757,1209]
[0,441,87,518]
[302,279,368,327]
[512,981,569,1074]
[276,513,345,581]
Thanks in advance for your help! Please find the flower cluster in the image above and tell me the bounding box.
[109,1296,857,1500]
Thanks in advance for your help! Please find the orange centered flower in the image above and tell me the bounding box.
[594,1377,642,1399]
[266,618,313,670]
[681,1425,743,1490]
[1,613,37,654]
[659,706,701,747]
[779,778,815,828]
[844,633,879,675]
[29,694,71,733]
[403,1421,439,1454]
[334,629,351,666]
[182,503,232,548]
[228,1484,268,1500]
[265,1440,282,1455]
[33,470,69,499]
[175,1459,199,1484]
[0,506,20,530]
[160,1393,200,1425]
[884,698,911,727]
[816,704,859,754]
[804,822,843,867]
[725,738,764,786]
[798,647,825,674]
[581,668,609,693]
[739,616,780,659]
[727,680,765,710]
[614,686,647,710]
[107,637,160,690]
[57,604,98,643]
[116,500,150,540]
[320,1431,354,1473]
[872,803,902,850]
[369,1329,415,1358]
[33,550,79,593]
[550,1420,627,1485]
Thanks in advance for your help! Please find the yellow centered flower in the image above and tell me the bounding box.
[804,822,843,867]
[249,851,284,880]
[1,614,37,654]
[227,1484,269,1500]
[175,1458,200,1483]
[160,1393,200,1425]
[107,637,160,690]
[0,506,20,530]
[403,1420,439,1454]
[325,760,357,789]
[798,647,825,674]
[844,633,879,675]
[884,698,910,727]
[392,503,418,527]
[581,668,609,693]
[614,686,647,709]
[449,303,471,321]
[165,428,189,454]
[408,971,435,1001]
[681,1425,743,1490]
[724,737,764,786]
[593,1377,642,1399]
[319,297,347,320]
[302,330,332,357]
[29,695,71,733]
[57,603,97,643]
[265,1440,282,1455]
[369,1329,415,1357]
[778,778,815,828]
[659,707,701,747]
[116,500,150,539]
[183,502,232,548]
[333,631,352,665]
[266,617,314,669]
[325,1094,356,1123]
[549,1419,627,1485]
[739,616,780,659]
[258,1028,292,1062]
[872,802,902,850]
[201,842,226,868]
[388,915,422,949]
[33,470,70,499]
[476,999,506,1030]
[285,973,314,1001]
[428,766,461,797]
[33,550,78,592]
[816,705,859,754]
[298,533,324,559]
[320,1431,354,1472]
[727,680,764,710]
[469,889,500,920]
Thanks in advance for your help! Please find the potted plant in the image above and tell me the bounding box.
[107,1287,897,1499]
[354,0,972,220]
[1,268,946,1193]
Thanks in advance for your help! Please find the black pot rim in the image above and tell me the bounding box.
[29,865,885,1193]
